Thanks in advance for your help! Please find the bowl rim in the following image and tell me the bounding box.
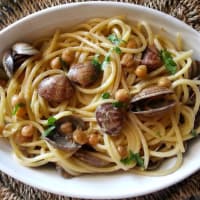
[0,1,200,199]
[1,1,199,36]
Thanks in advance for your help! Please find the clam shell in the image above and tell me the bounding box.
[189,60,200,79]
[132,100,176,117]
[131,86,174,103]
[74,150,110,167]
[0,67,9,80]
[45,116,85,152]
[12,43,39,56]
[130,86,176,117]
[1,43,39,79]
[2,50,14,78]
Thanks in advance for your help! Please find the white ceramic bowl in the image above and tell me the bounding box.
[0,2,200,199]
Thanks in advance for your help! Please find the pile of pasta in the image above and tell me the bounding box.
[0,16,199,177]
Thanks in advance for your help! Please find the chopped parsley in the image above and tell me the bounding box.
[105,54,111,63]
[93,36,122,71]
[92,54,102,71]
[160,49,177,75]
[42,116,57,137]
[112,46,122,54]
[47,116,56,126]
[121,150,144,167]
[43,125,56,137]
[94,37,122,71]
[12,103,25,115]
[59,57,69,71]
[112,101,124,108]
[108,33,124,45]
[102,92,110,99]
[191,129,197,137]
[101,53,111,70]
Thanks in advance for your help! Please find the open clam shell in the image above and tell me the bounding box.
[189,60,200,79]
[12,43,39,56]
[45,116,86,152]
[1,42,39,79]
[2,50,14,79]
[187,61,200,106]
[130,86,176,117]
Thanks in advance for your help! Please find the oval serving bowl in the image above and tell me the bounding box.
[0,2,200,199]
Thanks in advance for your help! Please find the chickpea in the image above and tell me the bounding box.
[60,122,73,135]
[61,50,74,64]
[88,133,99,146]
[158,77,171,88]
[73,129,88,145]
[21,125,35,137]
[126,39,137,49]
[16,107,27,118]
[135,65,148,78]
[117,145,127,158]
[50,57,61,69]
[11,95,25,107]
[115,89,130,102]
[120,53,135,68]
[15,132,30,144]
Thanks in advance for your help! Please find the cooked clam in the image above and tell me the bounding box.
[188,60,200,79]
[95,103,124,136]
[74,150,110,167]
[68,61,100,87]
[141,45,163,71]
[45,116,86,152]
[38,74,74,103]
[2,50,14,79]
[56,165,74,178]
[130,86,176,116]
[12,43,39,56]
[1,42,39,78]
[187,61,200,106]
[0,68,8,80]
[147,159,162,170]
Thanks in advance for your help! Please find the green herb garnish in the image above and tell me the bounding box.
[43,125,56,137]
[101,53,111,70]
[160,50,177,75]
[47,116,56,126]
[43,116,57,137]
[113,46,122,54]
[112,101,124,108]
[60,57,69,71]
[92,54,102,71]
[108,34,123,45]
[102,92,110,99]
[191,129,197,137]
[105,54,111,63]
[121,150,144,167]
[12,103,25,115]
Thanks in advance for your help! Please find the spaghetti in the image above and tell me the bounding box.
[0,16,199,177]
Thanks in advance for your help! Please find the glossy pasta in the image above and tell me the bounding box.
[0,16,200,177]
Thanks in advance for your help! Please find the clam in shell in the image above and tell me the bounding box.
[130,86,176,117]
[1,42,39,79]
[45,116,86,152]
